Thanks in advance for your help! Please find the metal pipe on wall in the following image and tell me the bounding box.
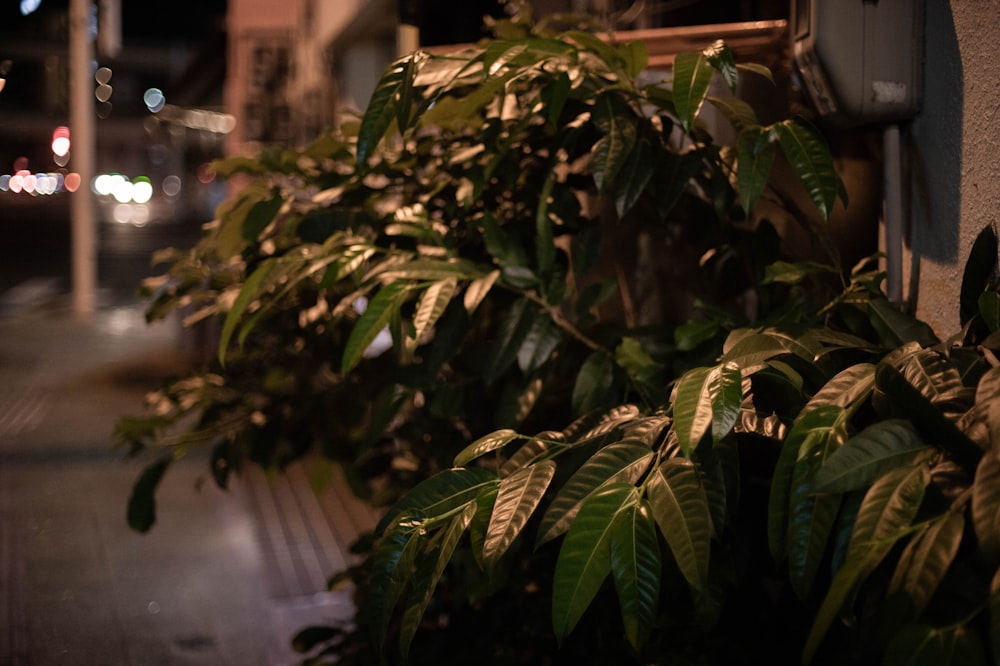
[883,123,903,306]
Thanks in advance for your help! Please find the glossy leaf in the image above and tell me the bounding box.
[773,117,840,220]
[126,455,172,533]
[719,330,788,375]
[736,126,776,216]
[804,466,928,664]
[807,363,876,412]
[571,352,615,416]
[590,94,637,193]
[875,362,982,472]
[610,500,660,650]
[537,440,654,546]
[888,508,965,617]
[357,53,420,164]
[647,458,711,593]
[341,282,410,375]
[767,405,844,564]
[483,461,557,570]
[517,311,563,374]
[702,39,737,92]
[499,431,565,477]
[786,415,845,599]
[368,513,426,647]
[484,298,534,385]
[672,50,714,132]
[977,366,1000,452]
[552,483,637,643]
[846,464,930,563]
[398,501,476,656]
[960,224,999,326]
[453,429,520,467]
[990,567,1000,661]
[408,278,457,352]
[375,467,499,537]
[812,420,929,493]
[882,624,986,666]
[972,452,1000,564]
[868,296,939,347]
[463,269,500,313]
[672,362,741,457]
[615,137,657,219]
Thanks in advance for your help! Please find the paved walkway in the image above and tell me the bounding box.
[0,290,376,665]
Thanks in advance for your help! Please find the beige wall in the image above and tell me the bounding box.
[911,0,1000,336]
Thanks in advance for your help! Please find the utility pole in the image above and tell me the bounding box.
[397,0,420,56]
[69,0,96,320]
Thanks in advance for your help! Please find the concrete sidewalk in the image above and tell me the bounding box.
[0,295,375,665]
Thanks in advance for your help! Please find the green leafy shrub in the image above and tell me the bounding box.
[112,9,1000,666]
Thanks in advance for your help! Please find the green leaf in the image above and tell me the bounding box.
[646,458,711,594]
[398,501,476,656]
[341,282,410,375]
[242,189,283,241]
[845,464,930,563]
[368,513,426,647]
[736,126,776,216]
[887,508,964,617]
[463,269,500,313]
[537,440,654,546]
[535,170,557,277]
[875,362,982,472]
[500,431,565,477]
[610,499,660,651]
[484,298,535,385]
[552,483,637,644]
[375,467,499,536]
[408,278,457,352]
[806,362,876,412]
[707,94,759,131]
[591,94,637,193]
[786,414,845,599]
[619,40,649,79]
[868,296,939,347]
[615,137,657,219]
[719,330,788,375]
[802,546,883,665]
[767,405,844,564]
[702,40,737,92]
[960,224,999,326]
[357,53,419,164]
[977,366,1000,454]
[972,452,1000,564]
[736,62,774,84]
[453,429,520,467]
[812,420,930,493]
[572,352,615,416]
[517,311,563,374]
[672,362,742,457]
[374,257,487,281]
[990,567,1000,661]
[773,116,841,220]
[883,624,986,666]
[803,466,928,664]
[126,455,172,533]
[544,71,572,125]
[483,461,557,570]
[672,50,714,132]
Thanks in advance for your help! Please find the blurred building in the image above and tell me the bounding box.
[222,0,789,160]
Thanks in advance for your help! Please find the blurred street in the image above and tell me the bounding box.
[0,215,376,665]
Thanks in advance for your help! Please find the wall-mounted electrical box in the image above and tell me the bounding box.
[791,0,925,126]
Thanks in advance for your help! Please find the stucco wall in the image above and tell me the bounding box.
[911,0,1000,336]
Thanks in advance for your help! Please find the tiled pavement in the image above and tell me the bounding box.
[0,290,379,665]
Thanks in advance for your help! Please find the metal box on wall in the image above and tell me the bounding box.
[792,0,925,126]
